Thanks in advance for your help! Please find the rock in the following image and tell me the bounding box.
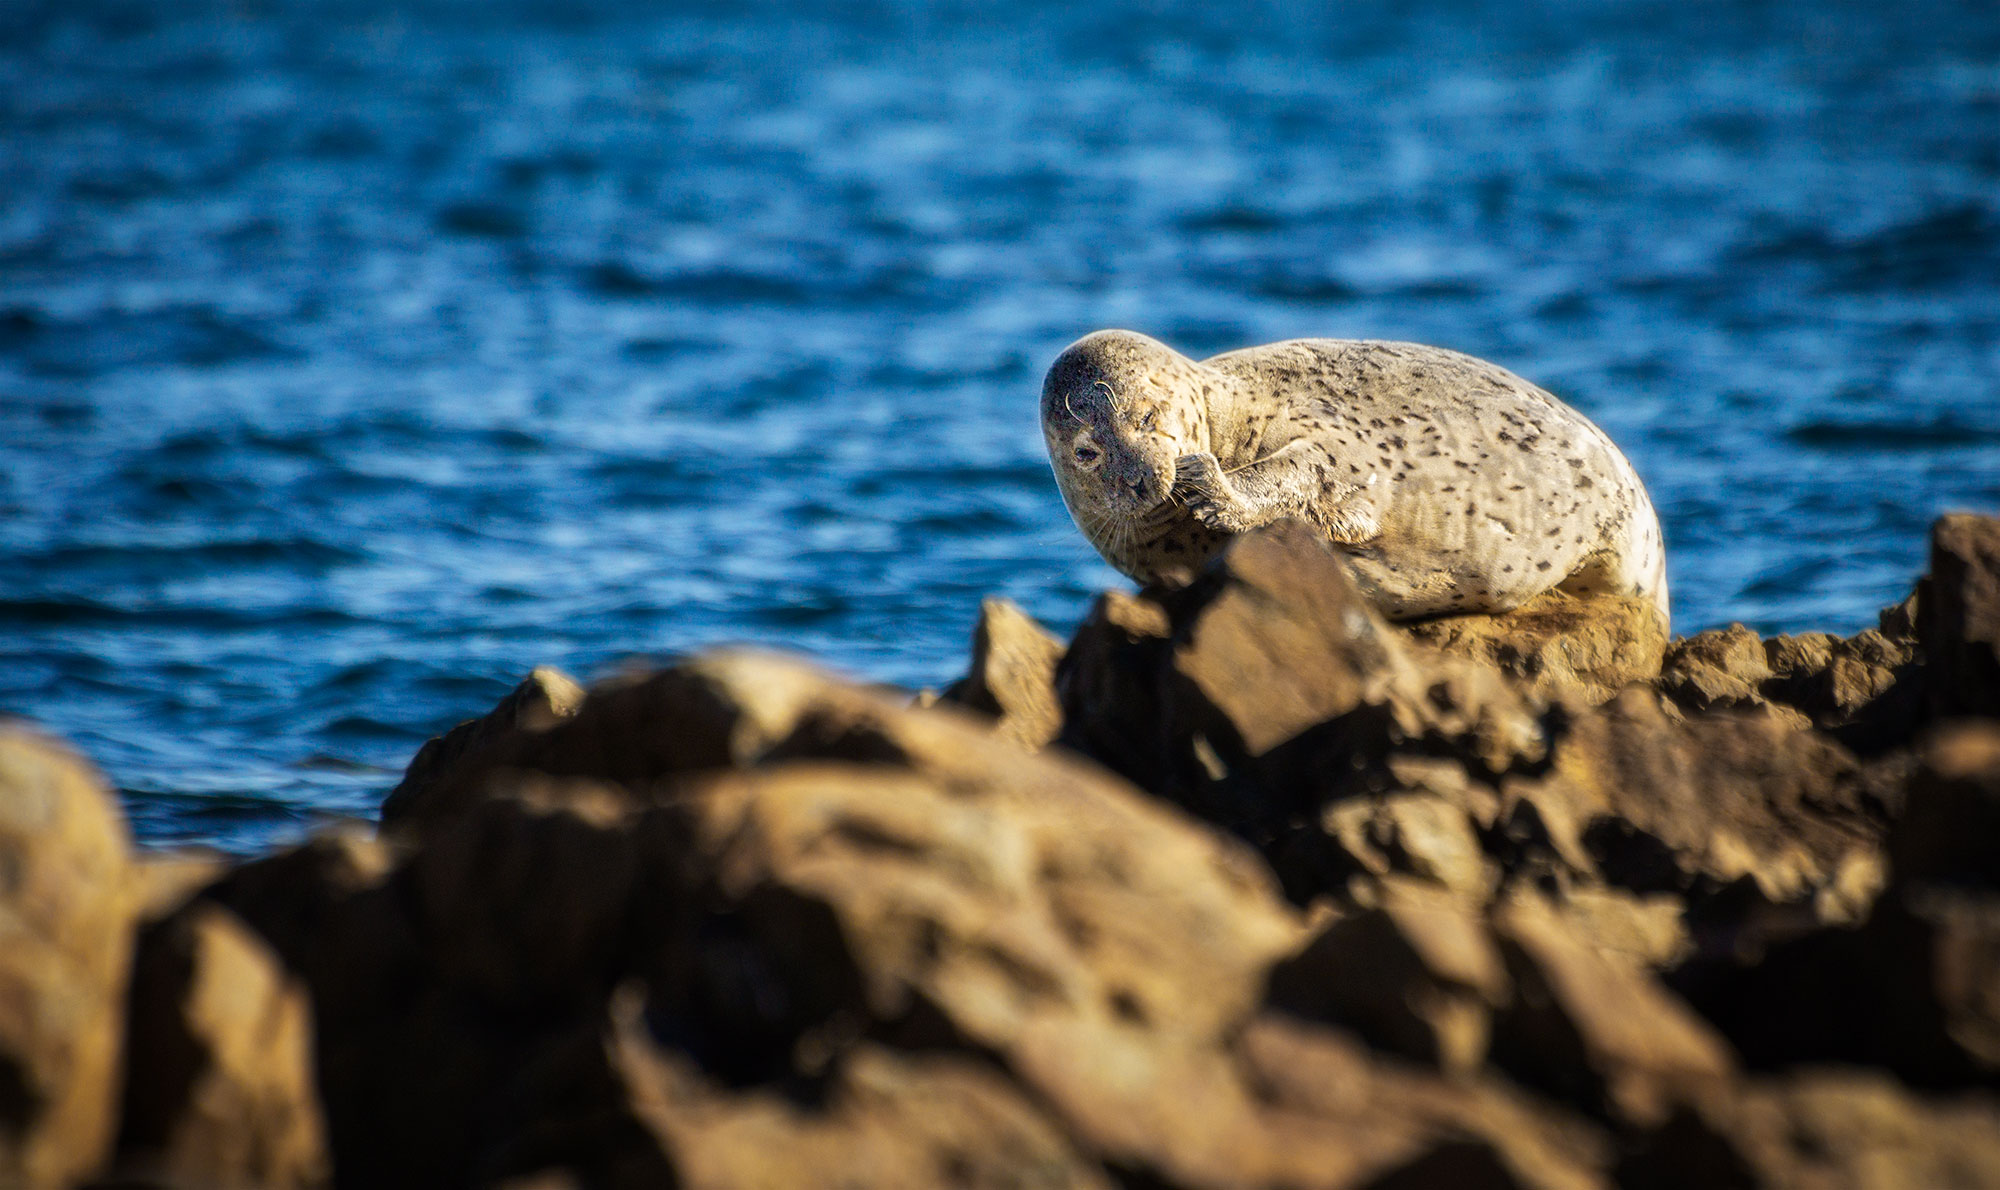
[197,829,444,1188]
[380,666,585,828]
[1658,624,1772,712]
[1267,878,1508,1075]
[606,991,1113,1190]
[1659,606,1928,755]
[1231,1016,1609,1190]
[1055,521,1548,904]
[1763,626,1926,754]
[1619,1069,2000,1190]
[938,596,1067,749]
[1319,778,1497,901]
[1158,522,1544,784]
[0,723,134,1188]
[1400,588,1668,706]
[1054,589,1175,793]
[131,851,227,922]
[1536,886,1690,971]
[1894,720,2000,891]
[213,653,1335,1186]
[1504,688,1886,905]
[1489,894,1734,1127]
[402,776,650,1015]
[1676,884,2000,1086]
[116,902,330,1189]
[1922,513,2000,718]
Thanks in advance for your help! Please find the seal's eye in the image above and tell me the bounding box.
[1074,445,1102,466]
[1139,410,1158,432]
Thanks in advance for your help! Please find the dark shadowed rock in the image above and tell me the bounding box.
[1619,1070,2000,1190]
[116,902,329,1189]
[605,990,1112,1190]
[1489,895,1734,1128]
[939,596,1067,749]
[1674,883,2000,1087]
[1055,588,1175,791]
[0,724,133,1188]
[380,666,585,827]
[1893,720,2000,891]
[1267,878,1508,1075]
[1922,513,2000,719]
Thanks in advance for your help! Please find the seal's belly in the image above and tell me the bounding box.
[1293,402,1647,617]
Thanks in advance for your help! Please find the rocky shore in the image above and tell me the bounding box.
[5,514,2000,1189]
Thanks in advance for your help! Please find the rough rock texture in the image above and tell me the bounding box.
[1659,611,1926,754]
[0,725,134,1189]
[11,511,2000,1187]
[116,902,330,1188]
[1401,588,1669,706]
[1503,688,1887,905]
[937,596,1066,749]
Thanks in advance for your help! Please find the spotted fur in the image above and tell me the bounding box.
[1041,329,1670,625]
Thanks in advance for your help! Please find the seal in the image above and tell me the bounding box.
[1041,329,1669,624]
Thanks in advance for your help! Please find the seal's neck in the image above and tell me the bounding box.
[1196,369,1258,462]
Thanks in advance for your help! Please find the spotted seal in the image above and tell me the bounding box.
[1041,329,1669,624]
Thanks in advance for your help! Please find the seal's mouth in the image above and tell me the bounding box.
[1135,493,1183,527]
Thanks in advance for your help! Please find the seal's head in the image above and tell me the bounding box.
[1040,330,1211,523]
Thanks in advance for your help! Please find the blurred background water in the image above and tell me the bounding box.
[2,0,1997,851]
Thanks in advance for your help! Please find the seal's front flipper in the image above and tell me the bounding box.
[1318,493,1382,546]
[1171,452,1258,532]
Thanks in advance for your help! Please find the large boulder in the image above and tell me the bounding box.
[0,724,134,1188]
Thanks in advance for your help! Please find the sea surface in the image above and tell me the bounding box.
[2,0,1998,851]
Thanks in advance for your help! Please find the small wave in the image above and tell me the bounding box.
[1732,203,1999,291]
[1243,271,1361,304]
[435,201,530,239]
[0,304,296,378]
[1178,205,1289,233]
[579,260,819,304]
[27,537,368,570]
[0,596,370,630]
[1787,419,2000,450]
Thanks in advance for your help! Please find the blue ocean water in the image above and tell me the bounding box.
[1,0,1997,851]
